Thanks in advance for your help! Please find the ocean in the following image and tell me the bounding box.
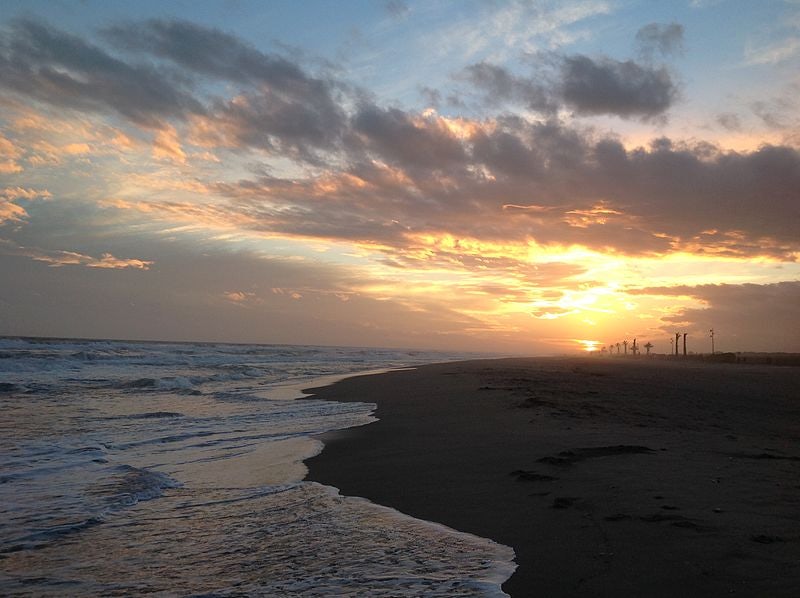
[0,337,515,596]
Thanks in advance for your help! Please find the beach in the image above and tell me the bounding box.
[306,357,800,597]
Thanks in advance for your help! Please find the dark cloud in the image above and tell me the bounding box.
[629,282,800,352]
[1,17,796,262]
[385,0,410,19]
[104,19,327,92]
[103,19,349,158]
[560,55,678,118]
[461,62,557,114]
[418,86,442,108]
[0,18,347,160]
[635,22,684,61]
[214,115,800,260]
[462,55,678,119]
[0,18,202,126]
[751,98,797,130]
[716,112,742,131]
[352,105,467,169]
[198,88,346,161]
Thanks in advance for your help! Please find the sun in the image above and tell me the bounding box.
[577,339,601,353]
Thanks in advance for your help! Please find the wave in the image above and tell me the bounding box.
[115,376,199,392]
[98,465,183,508]
[1,516,105,554]
[113,411,185,420]
[1,465,181,555]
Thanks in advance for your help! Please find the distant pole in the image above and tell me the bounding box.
[709,328,715,355]
[675,332,680,356]
[683,333,687,356]
[670,338,673,354]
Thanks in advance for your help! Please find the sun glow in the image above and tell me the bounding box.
[577,339,601,352]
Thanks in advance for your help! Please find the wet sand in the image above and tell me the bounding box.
[305,357,800,597]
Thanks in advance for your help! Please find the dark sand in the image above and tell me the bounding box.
[306,357,800,597]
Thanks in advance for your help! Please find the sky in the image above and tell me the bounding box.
[0,0,798,354]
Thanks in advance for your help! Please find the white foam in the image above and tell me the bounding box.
[0,338,514,595]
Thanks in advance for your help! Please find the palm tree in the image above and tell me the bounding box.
[644,342,653,356]
[623,340,628,355]
[616,342,621,355]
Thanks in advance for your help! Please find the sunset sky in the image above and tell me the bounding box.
[1,0,798,354]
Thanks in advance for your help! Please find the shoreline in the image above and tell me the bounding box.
[305,356,800,596]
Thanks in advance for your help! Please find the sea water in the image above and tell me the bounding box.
[0,337,516,596]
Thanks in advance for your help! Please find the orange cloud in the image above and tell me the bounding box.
[0,200,26,222]
[62,143,92,155]
[0,187,52,223]
[152,125,187,164]
[223,290,264,305]
[0,133,23,173]
[2,187,52,200]
[0,240,152,270]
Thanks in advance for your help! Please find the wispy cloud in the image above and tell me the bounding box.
[0,133,23,173]
[744,36,800,65]
[0,239,152,269]
[0,186,51,223]
[635,22,684,61]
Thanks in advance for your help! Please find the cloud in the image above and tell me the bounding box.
[0,18,347,162]
[462,53,678,119]
[635,23,684,61]
[0,200,26,223]
[744,36,800,65]
[0,132,23,173]
[0,239,152,269]
[0,187,51,223]
[223,290,263,305]
[104,18,318,89]
[0,19,203,127]
[352,105,468,170]
[750,97,798,130]
[384,0,410,19]
[688,0,725,7]
[103,18,347,159]
[460,62,557,114]
[210,116,800,261]
[560,55,678,118]
[1,187,52,201]
[197,87,345,161]
[1,17,797,274]
[0,238,508,351]
[152,125,186,163]
[429,0,613,63]
[716,112,742,131]
[629,282,800,352]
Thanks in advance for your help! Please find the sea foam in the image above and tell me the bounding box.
[0,337,514,595]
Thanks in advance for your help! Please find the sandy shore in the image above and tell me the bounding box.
[305,357,800,597]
